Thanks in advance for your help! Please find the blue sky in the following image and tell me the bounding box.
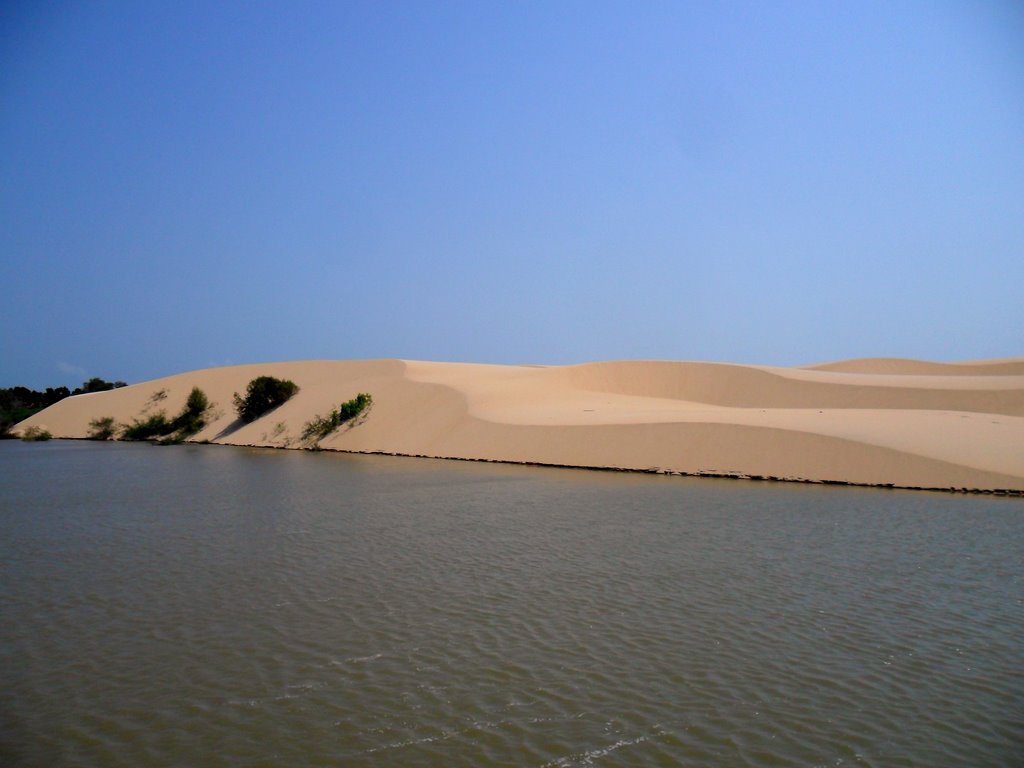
[2,1,1022,387]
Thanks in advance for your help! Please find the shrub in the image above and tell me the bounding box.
[88,416,118,440]
[338,392,372,422]
[233,376,299,423]
[185,386,209,413]
[301,393,373,443]
[21,426,52,441]
[301,413,336,443]
[171,387,209,436]
[122,412,173,441]
[121,386,211,442]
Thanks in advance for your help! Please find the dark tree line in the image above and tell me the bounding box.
[72,377,128,395]
[0,378,127,436]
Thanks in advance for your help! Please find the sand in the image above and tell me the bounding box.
[14,357,1024,494]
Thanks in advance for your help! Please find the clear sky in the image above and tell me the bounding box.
[2,1,1022,388]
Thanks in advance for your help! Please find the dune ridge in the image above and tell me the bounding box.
[803,356,1024,376]
[14,357,1024,494]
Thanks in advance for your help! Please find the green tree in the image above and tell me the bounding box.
[1,378,123,437]
[72,378,127,395]
[233,377,300,423]
[171,387,210,435]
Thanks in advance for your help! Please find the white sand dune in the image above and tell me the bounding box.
[15,357,1024,494]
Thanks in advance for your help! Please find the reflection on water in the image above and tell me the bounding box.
[1,441,1022,766]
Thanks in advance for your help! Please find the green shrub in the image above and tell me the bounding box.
[121,412,173,441]
[301,413,336,443]
[87,416,118,440]
[301,393,373,443]
[21,426,52,441]
[338,392,372,421]
[121,386,211,442]
[185,386,208,413]
[170,387,209,436]
[233,376,299,422]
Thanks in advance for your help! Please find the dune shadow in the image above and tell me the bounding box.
[212,401,298,442]
[302,404,374,450]
[213,419,246,441]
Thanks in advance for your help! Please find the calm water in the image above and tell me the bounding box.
[1,441,1021,767]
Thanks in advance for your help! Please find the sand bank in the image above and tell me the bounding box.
[15,357,1024,494]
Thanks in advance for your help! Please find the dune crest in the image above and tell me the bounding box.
[804,357,1024,376]
[14,357,1024,494]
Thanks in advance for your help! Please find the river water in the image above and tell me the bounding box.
[1,440,1021,766]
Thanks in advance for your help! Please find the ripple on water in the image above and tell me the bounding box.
[1,445,1022,766]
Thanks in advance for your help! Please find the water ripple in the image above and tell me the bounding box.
[1,444,1022,766]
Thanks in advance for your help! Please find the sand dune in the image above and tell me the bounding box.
[15,357,1024,494]
[804,356,1024,376]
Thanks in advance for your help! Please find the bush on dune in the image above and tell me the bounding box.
[337,392,372,422]
[171,387,210,436]
[121,387,211,443]
[21,426,52,441]
[121,412,173,441]
[87,416,118,440]
[301,393,373,444]
[233,377,299,423]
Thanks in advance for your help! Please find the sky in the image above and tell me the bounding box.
[2,0,1022,388]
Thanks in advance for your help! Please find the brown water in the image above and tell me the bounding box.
[1,440,1021,767]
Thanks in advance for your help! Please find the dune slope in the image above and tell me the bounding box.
[15,357,1024,494]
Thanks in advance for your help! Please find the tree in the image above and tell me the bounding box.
[171,387,210,435]
[72,378,127,395]
[1,378,124,437]
[233,376,300,422]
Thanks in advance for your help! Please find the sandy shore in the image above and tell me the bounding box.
[15,357,1024,494]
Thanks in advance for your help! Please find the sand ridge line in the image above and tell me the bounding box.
[15,356,1024,493]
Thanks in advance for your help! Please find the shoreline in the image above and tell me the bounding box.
[32,436,1024,498]
[325,447,1024,497]
[13,356,1024,495]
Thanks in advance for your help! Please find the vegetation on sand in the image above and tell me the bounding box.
[87,416,118,440]
[302,393,373,443]
[121,413,173,441]
[21,426,52,441]
[122,387,211,443]
[233,377,299,422]
[1,377,126,437]
[174,387,210,436]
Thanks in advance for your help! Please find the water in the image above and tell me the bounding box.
[1,441,1021,767]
